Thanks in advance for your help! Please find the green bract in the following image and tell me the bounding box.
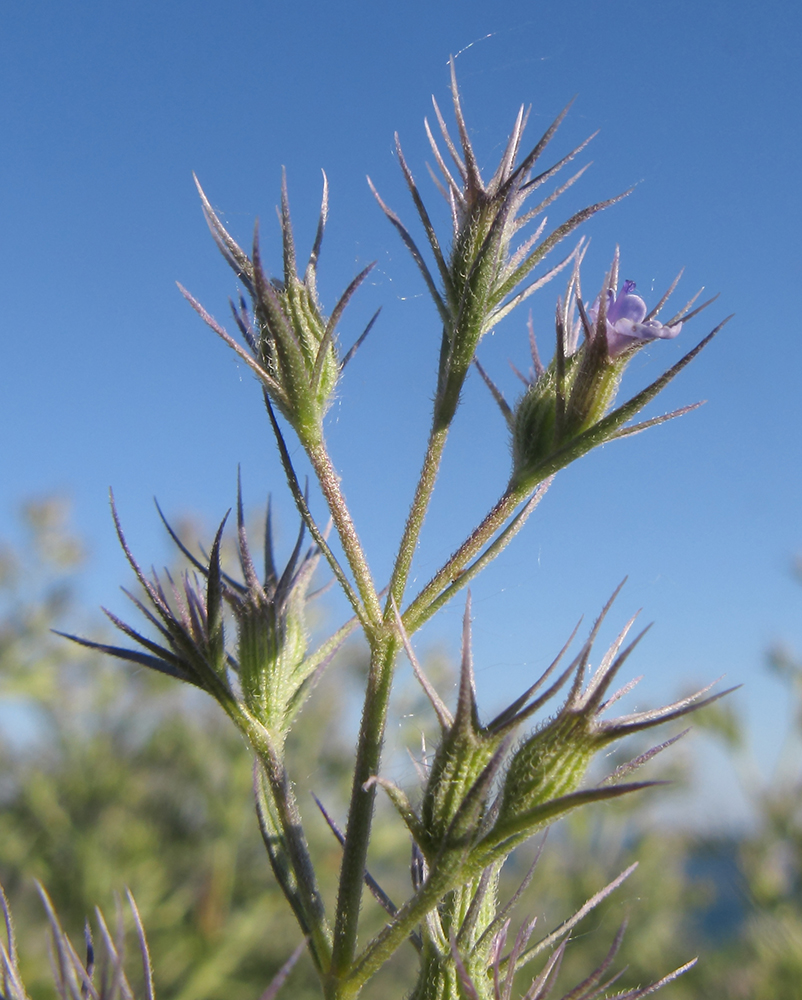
[61,483,354,750]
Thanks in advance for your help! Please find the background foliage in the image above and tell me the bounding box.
[1,499,800,999]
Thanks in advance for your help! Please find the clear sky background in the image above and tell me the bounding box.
[1,0,800,824]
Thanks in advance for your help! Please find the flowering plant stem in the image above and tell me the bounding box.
[387,424,450,610]
[331,635,397,982]
[306,441,383,629]
[67,66,730,1000]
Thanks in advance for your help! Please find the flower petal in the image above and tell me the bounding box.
[607,318,682,357]
[607,283,647,325]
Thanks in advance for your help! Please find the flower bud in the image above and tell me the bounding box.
[235,563,313,742]
[487,593,732,849]
[227,491,353,745]
[421,721,504,851]
[418,603,506,852]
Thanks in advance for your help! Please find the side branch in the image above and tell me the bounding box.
[403,484,532,632]
[386,425,450,613]
[264,392,371,629]
[306,442,383,630]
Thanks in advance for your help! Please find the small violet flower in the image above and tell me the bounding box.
[592,280,682,357]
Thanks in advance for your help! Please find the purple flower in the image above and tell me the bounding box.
[591,279,682,357]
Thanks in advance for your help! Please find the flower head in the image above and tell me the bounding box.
[483,586,734,857]
[59,482,355,748]
[180,173,378,451]
[369,61,626,429]
[475,250,726,492]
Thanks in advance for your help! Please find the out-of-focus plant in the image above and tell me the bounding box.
[685,559,802,998]
[0,878,305,1000]
[47,62,732,999]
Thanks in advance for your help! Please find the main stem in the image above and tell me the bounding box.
[330,636,398,982]
[331,419,453,984]
[325,374,460,986]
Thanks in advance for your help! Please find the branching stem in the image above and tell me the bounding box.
[234,708,333,969]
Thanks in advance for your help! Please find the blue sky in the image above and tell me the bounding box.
[1,0,800,822]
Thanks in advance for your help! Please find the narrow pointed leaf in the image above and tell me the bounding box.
[177,283,287,402]
[448,58,483,193]
[606,402,705,442]
[54,631,203,688]
[194,174,254,289]
[395,134,452,291]
[280,168,298,286]
[366,776,429,848]
[668,292,721,327]
[392,597,452,729]
[341,307,381,370]
[125,891,154,1000]
[644,268,684,321]
[515,864,638,967]
[431,93,467,182]
[474,357,514,425]
[368,177,448,321]
[492,192,630,306]
[424,116,464,206]
[305,170,329,283]
[258,940,307,1000]
[484,782,664,858]
[500,97,576,196]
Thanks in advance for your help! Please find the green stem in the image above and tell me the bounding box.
[330,636,398,980]
[306,441,383,629]
[408,479,553,632]
[403,485,527,632]
[387,425,450,609]
[259,750,333,969]
[330,414,454,984]
[342,866,460,998]
[264,392,369,627]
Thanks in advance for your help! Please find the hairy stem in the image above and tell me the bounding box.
[265,392,370,627]
[403,484,528,632]
[387,425,450,610]
[306,441,383,629]
[408,479,553,631]
[343,866,461,998]
[330,636,398,981]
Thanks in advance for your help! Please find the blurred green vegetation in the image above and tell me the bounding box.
[0,498,800,998]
